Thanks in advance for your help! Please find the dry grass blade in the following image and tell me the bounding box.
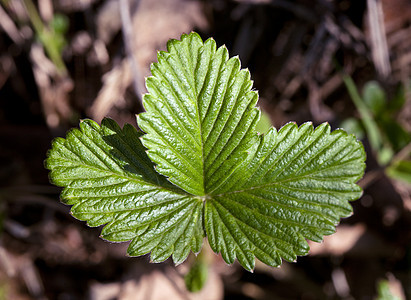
[366,0,391,78]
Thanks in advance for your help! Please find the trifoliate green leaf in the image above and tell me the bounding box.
[46,118,204,264]
[46,32,366,271]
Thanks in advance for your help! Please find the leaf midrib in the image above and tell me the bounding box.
[212,156,362,198]
[59,157,187,196]
[74,197,196,217]
[218,194,332,230]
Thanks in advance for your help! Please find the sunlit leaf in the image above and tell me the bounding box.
[46,32,366,270]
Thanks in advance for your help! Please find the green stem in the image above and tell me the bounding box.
[342,74,382,152]
[23,0,67,74]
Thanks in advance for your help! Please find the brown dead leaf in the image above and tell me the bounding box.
[90,0,209,122]
[308,224,399,257]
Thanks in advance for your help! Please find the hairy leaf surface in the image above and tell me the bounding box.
[46,32,366,271]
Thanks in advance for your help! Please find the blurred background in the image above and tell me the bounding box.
[1,0,411,299]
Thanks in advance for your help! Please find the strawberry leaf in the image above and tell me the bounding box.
[46,32,366,270]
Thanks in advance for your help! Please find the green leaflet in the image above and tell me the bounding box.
[138,32,259,195]
[205,123,364,270]
[46,118,204,264]
[46,32,366,271]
